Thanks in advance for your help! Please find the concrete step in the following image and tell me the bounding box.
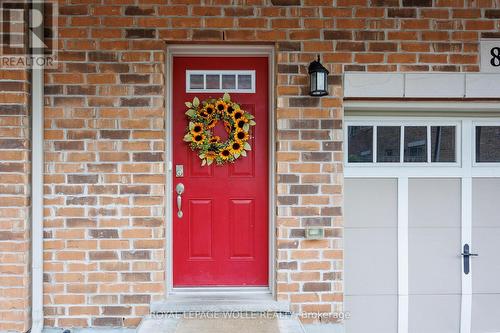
[151,292,290,313]
[137,314,306,333]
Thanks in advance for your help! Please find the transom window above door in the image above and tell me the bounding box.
[186,70,255,93]
[346,122,459,165]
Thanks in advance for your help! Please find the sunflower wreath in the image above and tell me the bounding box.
[183,93,256,166]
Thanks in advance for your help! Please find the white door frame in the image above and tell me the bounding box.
[164,44,276,296]
[344,111,500,333]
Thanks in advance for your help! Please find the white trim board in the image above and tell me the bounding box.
[344,72,500,99]
[164,44,276,297]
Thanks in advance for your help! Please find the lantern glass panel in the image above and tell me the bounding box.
[317,72,325,91]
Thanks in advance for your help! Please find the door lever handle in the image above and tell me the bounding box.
[462,243,478,275]
[176,183,184,218]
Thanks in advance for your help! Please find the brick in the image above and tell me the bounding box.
[403,0,432,6]
[89,52,117,62]
[126,29,156,39]
[100,130,131,140]
[277,42,301,51]
[485,10,500,18]
[121,250,150,260]
[290,185,319,194]
[224,7,255,16]
[271,0,301,5]
[192,30,223,40]
[122,273,151,282]
[324,30,352,40]
[93,318,123,327]
[54,141,84,151]
[121,294,150,304]
[89,251,117,260]
[89,229,119,239]
[303,282,331,292]
[388,8,416,17]
[336,41,365,52]
[102,306,132,316]
[124,6,155,15]
[60,5,88,15]
[67,175,99,184]
[133,153,163,162]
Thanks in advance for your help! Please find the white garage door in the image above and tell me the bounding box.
[344,118,500,333]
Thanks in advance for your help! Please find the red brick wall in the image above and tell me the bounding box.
[2,0,500,331]
[43,49,165,327]
[0,68,31,332]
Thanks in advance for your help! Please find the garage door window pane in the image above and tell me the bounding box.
[431,126,456,163]
[404,126,427,163]
[348,126,373,163]
[476,126,500,162]
[377,126,401,163]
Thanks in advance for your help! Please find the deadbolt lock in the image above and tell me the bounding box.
[175,165,184,178]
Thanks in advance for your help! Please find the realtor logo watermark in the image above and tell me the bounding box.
[0,0,57,68]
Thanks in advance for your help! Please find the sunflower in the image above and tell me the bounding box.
[229,141,244,155]
[234,130,249,142]
[207,119,218,129]
[235,117,249,129]
[226,104,236,115]
[209,136,221,144]
[205,151,217,160]
[224,120,233,134]
[232,110,244,121]
[216,100,228,113]
[193,133,205,144]
[204,104,216,117]
[198,109,209,119]
[190,123,204,136]
[219,148,231,160]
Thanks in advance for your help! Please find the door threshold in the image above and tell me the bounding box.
[170,286,271,294]
[151,290,290,314]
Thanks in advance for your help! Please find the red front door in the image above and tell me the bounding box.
[172,56,269,286]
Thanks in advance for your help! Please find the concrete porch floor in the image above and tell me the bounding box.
[137,315,305,333]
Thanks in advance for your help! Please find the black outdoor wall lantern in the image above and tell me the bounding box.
[308,55,329,97]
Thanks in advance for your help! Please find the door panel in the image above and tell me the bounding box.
[344,295,398,333]
[408,178,461,333]
[409,295,461,333]
[188,199,213,259]
[172,57,269,286]
[471,178,500,332]
[344,178,398,333]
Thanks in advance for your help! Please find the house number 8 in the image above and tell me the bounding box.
[490,47,500,67]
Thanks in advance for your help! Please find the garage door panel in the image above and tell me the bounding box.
[409,295,461,333]
[471,294,500,333]
[344,295,398,333]
[408,178,461,228]
[472,178,500,227]
[408,228,461,295]
[408,178,462,295]
[345,178,397,228]
[472,228,500,293]
[345,228,398,295]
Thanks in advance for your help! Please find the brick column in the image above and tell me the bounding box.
[275,47,343,323]
[0,68,31,332]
